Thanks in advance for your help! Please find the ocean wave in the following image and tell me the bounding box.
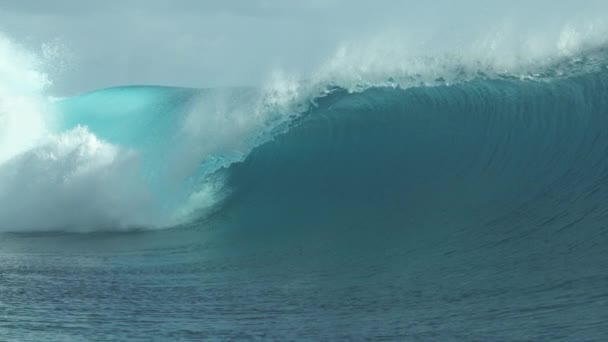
[2,28,608,232]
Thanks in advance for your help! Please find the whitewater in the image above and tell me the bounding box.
[2,13,608,341]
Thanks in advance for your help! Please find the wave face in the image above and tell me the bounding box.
[2,39,608,339]
[218,73,608,237]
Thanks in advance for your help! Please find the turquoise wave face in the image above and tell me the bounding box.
[56,86,198,148]
[52,86,202,226]
[49,86,270,228]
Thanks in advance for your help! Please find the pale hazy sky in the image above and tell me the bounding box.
[0,0,606,95]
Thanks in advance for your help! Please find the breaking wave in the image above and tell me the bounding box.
[2,27,608,233]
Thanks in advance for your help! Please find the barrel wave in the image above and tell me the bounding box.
[2,46,608,339]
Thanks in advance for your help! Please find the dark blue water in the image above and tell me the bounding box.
[2,66,608,340]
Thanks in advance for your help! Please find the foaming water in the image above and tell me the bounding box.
[0,127,154,231]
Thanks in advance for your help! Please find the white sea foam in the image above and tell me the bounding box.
[310,19,608,92]
[0,127,157,232]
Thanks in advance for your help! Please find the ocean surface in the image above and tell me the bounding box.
[2,42,608,340]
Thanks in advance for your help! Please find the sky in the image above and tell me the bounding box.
[1,0,607,95]
[0,0,376,95]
